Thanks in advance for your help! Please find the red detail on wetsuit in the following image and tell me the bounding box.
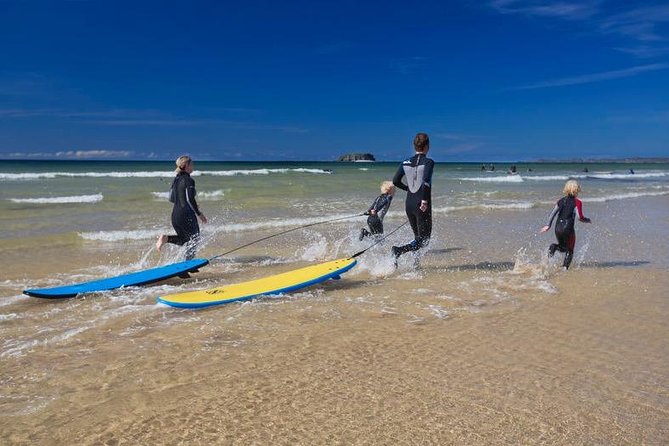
[575,198,586,221]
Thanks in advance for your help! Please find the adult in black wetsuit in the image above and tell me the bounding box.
[540,180,591,269]
[156,155,208,259]
[391,133,435,258]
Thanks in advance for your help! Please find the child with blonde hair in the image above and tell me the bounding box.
[359,181,395,240]
[540,180,591,269]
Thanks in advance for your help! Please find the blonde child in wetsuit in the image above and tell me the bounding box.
[540,180,591,269]
[359,181,395,240]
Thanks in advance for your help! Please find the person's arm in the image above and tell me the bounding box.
[575,198,591,223]
[364,199,375,215]
[186,178,207,223]
[392,164,408,191]
[376,196,392,220]
[418,159,434,211]
[540,202,559,232]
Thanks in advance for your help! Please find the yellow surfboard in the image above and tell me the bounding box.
[157,257,357,308]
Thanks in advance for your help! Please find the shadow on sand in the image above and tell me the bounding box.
[580,260,650,268]
[426,248,463,255]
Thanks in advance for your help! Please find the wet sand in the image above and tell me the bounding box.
[2,162,668,444]
[2,267,668,445]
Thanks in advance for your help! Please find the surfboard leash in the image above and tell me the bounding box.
[208,213,366,262]
[350,221,409,258]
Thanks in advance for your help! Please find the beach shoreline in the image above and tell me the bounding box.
[2,267,667,444]
[1,160,668,444]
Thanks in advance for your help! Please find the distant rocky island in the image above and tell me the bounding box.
[338,153,376,162]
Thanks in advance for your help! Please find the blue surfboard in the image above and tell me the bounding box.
[23,258,210,298]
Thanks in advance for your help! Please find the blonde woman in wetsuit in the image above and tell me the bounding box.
[156,155,208,259]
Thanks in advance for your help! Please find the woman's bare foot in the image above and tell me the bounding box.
[156,234,168,251]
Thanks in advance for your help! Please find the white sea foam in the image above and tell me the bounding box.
[585,190,669,203]
[1,326,89,359]
[79,229,164,241]
[0,171,175,180]
[210,214,362,234]
[0,168,332,181]
[433,202,535,213]
[523,175,571,181]
[0,313,19,322]
[78,213,363,242]
[467,171,668,182]
[152,190,225,200]
[427,305,450,319]
[586,172,668,180]
[8,194,103,204]
[458,175,524,183]
[199,190,226,199]
[200,168,332,176]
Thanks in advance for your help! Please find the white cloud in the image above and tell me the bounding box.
[510,63,669,90]
[614,45,669,58]
[490,0,600,20]
[4,150,133,159]
[489,2,669,56]
[55,150,133,159]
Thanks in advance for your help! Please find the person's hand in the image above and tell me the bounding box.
[540,225,549,233]
[419,200,428,212]
[199,213,208,224]
[370,209,377,215]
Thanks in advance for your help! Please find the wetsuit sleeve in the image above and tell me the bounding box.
[418,159,434,202]
[376,195,392,221]
[545,202,559,228]
[575,198,590,223]
[393,164,408,191]
[185,177,202,216]
[364,200,375,215]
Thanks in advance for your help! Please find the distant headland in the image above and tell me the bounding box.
[337,153,376,162]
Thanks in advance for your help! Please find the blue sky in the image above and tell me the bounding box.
[0,0,667,161]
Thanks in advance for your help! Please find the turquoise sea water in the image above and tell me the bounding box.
[1,159,668,284]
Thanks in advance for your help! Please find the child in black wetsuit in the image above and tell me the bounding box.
[540,180,591,269]
[359,181,395,240]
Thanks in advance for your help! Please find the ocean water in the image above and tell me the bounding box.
[1,160,668,443]
[1,160,667,270]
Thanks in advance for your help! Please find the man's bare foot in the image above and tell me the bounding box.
[156,234,168,251]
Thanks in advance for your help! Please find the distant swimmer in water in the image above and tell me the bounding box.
[583,167,589,173]
[508,165,517,175]
[540,180,591,270]
[391,132,434,260]
[359,181,395,240]
[156,155,208,260]
[629,168,635,174]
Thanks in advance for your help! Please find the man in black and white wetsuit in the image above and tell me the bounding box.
[392,133,434,258]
